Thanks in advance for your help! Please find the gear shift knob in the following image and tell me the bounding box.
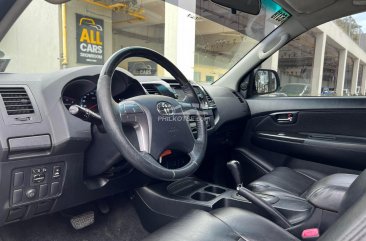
[227,160,243,188]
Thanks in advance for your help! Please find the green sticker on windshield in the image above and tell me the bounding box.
[269,9,291,25]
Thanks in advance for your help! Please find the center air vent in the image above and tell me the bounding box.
[0,87,34,115]
[142,84,160,95]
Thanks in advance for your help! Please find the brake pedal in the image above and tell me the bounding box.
[70,211,95,230]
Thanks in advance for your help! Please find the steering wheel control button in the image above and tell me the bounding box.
[50,182,60,196]
[122,103,143,114]
[13,172,24,187]
[53,166,61,178]
[12,189,23,204]
[39,184,48,198]
[26,189,37,199]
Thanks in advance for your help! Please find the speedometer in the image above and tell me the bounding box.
[80,89,98,112]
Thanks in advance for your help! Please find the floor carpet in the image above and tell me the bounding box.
[0,194,149,241]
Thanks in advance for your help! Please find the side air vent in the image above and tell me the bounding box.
[0,87,34,115]
[142,84,160,95]
[232,91,245,103]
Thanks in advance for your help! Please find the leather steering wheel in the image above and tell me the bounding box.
[96,47,207,180]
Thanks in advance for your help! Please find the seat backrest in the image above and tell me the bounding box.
[319,170,366,241]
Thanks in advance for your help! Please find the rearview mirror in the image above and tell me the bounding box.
[45,0,70,4]
[211,0,261,15]
[253,69,280,95]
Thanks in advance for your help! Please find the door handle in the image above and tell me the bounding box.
[270,112,298,124]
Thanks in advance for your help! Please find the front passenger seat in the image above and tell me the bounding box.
[143,170,366,241]
[249,166,357,211]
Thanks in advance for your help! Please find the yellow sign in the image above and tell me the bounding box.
[76,15,104,64]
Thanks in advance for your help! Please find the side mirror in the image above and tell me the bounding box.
[253,69,280,95]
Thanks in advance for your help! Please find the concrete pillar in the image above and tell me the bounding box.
[311,32,327,96]
[261,51,279,71]
[360,65,366,95]
[336,49,348,96]
[351,58,360,95]
[164,0,196,80]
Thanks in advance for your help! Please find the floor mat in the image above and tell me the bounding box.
[0,194,149,241]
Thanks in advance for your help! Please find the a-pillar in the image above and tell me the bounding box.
[261,52,279,71]
[261,10,278,71]
[311,32,327,96]
[336,49,348,96]
[350,58,360,95]
[164,0,196,80]
[360,65,366,95]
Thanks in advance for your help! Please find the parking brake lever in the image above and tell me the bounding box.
[227,160,291,229]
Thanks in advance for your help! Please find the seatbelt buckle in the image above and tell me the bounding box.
[302,228,320,239]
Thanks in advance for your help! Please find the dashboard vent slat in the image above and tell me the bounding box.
[204,92,216,108]
[199,88,216,108]
[0,87,34,115]
[142,84,160,95]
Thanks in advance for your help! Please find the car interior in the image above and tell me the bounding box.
[1,0,366,240]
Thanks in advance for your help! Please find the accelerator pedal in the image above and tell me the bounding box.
[70,211,95,230]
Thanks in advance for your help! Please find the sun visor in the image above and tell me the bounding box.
[280,0,337,14]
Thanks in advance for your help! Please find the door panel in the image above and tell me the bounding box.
[247,97,366,116]
[236,97,366,183]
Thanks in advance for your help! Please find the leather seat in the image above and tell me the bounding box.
[143,170,366,241]
[248,167,321,197]
[248,167,357,211]
[304,173,357,212]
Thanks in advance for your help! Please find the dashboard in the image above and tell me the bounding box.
[0,65,249,227]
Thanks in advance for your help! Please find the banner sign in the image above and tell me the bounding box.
[128,61,157,76]
[76,14,104,64]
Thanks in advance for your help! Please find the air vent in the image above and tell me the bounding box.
[203,90,216,108]
[232,91,245,103]
[142,84,160,95]
[0,87,34,115]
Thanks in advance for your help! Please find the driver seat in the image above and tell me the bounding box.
[143,169,366,241]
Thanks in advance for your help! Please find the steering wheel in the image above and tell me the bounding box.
[96,47,207,180]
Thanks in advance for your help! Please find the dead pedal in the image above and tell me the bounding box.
[70,211,95,230]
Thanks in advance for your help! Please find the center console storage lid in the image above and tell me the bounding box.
[305,173,357,212]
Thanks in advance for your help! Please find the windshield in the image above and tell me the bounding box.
[0,0,290,83]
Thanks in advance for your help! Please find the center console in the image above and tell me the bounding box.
[133,177,316,236]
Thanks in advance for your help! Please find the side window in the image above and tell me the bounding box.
[260,13,366,97]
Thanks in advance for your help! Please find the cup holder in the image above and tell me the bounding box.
[204,186,226,194]
[191,192,217,202]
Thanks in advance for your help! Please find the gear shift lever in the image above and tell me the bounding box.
[227,160,244,188]
[227,160,291,229]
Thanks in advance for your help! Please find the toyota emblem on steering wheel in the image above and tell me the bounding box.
[157,101,174,116]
